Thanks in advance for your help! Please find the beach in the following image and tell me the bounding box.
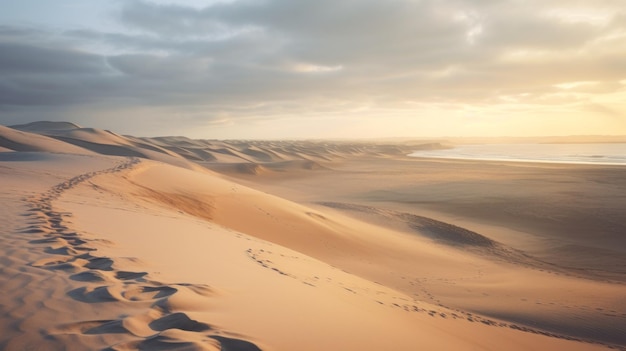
[1,122,625,350]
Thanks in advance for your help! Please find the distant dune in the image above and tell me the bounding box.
[1,121,624,351]
[0,125,94,154]
[3,121,450,171]
[10,120,82,132]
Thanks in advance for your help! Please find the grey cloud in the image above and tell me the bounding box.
[0,42,107,75]
[117,0,471,66]
[116,0,607,58]
[109,0,625,91]
[0,33,117,106]
[106,54,212,80]
[0,25,47,42]
[118,1,230,38]
[1,0,625,132]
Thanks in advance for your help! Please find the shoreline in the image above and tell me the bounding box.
[408,142,626,167]
[407,154,626,167]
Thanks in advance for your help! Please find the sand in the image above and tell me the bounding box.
[1,121,624,350]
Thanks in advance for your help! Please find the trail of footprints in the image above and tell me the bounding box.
[246,248,625,350]
[22,158,262,351]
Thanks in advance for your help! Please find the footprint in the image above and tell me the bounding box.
[149,313,211,332]
[70,271,113,283]
[45,246,91,256]
[122,285,178,301]
[116,271,148,281]
[29,237,68,245]
[83,320,128,335]
[106,331,219,351]
[68,286,121,303]
[211,335,263,351]
[20,228,51,234]
[48,320,125,335]
[68,284,181,303]
[82,255,115,271]
[31,256,88,272]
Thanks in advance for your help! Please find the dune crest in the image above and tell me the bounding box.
[10,121,82,131]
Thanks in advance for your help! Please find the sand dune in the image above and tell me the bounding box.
[7,121,443,168]
[60,158,619,350]
[9,123,205,171]
[10,121,82,132]
[1,153,264,350]
[1,121,624,350]
[0,125,94,154]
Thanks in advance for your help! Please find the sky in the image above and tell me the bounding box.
[0,0,625,139]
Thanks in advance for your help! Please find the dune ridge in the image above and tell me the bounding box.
[6,121,446,171]
[0,125,95,155]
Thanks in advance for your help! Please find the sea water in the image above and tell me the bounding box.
[409,143,626,165]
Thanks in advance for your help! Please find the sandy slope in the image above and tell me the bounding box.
[221,154,626,346]
[0,153,265,350]
[56,158,614,350]
[0,125,94,155]
[1,122,625,350]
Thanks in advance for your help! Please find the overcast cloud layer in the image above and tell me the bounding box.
[1,0,625,138]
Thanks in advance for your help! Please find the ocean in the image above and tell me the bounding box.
[409,143,626,165]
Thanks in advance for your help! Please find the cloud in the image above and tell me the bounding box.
[0,30,114,106]
[0,0,625,137]
[0,42,106,75]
